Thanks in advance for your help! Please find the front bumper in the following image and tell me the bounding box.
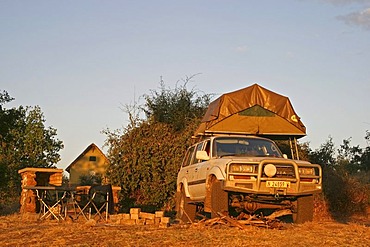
[224,159,322,196]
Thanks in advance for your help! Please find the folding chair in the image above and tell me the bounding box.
[33,187,67,221]
[76,184,114,222]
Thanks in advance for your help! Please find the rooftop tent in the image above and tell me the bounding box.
[194,84,306,139]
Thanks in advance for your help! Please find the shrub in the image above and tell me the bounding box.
[104,79,209,212]
[309,136,370,220]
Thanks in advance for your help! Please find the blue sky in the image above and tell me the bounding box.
[1,0,370,170]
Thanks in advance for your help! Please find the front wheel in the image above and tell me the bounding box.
[293,195,314,224]
[176,186,196,223]
[205,177,229,218]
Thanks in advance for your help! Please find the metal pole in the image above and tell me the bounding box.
[294,137,300,160]
[289,138,295,159]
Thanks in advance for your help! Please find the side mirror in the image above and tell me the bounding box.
[196,150,210,161]
[283,154,288,159]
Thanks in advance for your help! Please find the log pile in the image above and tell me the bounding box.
[109,208,170,228]
[108,208,291,229]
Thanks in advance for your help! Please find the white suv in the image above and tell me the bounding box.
[176,135,322,223]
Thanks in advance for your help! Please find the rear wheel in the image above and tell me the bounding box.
[176,186,196,223]
[293,195,314,223]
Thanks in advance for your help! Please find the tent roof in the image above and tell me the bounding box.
[194,84,306,138]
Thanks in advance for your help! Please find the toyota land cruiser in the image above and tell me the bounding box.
[176,135,322,223]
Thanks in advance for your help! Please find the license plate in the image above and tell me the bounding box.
[266,181,291,188]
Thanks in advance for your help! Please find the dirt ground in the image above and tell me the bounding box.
[0,214,369,247]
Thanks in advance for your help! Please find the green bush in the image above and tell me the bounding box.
[309,136,370,220]
[104,79,209,212]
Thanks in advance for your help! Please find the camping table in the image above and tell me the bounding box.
[23,186,112,222]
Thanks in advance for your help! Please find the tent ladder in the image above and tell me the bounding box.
[289,137,300,160]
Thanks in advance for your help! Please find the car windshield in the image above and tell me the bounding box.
[213,137,282,158]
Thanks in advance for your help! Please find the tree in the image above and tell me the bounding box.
[308,135,369,218]
[143,75,211,131]
[308,136,337,168]
[0,91,64,204]
[105,78,210,211]
[357,130,370,173]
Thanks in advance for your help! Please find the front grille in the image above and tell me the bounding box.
[263,164,296,178]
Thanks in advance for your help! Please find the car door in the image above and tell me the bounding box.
[193,140,211,198]
[178,145,197,196]
[186,142,206,199]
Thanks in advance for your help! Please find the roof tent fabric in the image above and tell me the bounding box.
[194,84,306,138]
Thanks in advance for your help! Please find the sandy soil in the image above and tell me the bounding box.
[0,214,369,247]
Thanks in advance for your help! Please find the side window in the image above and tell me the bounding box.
[182,146,196,167]
[213,139,220,157]
[198,140,211,162]
[204,140,211,157]
[190,142,204,165]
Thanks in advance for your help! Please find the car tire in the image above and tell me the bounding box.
[209,178,229,218]
[176,186,196,223]
[293,195,314,224]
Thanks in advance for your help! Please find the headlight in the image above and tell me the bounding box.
[298,167,315,176]
[229,164,255,173]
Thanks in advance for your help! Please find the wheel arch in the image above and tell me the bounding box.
[207,166,225,183]
[177,179,191,198]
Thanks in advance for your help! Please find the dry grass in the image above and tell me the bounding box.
[0,213,369,247]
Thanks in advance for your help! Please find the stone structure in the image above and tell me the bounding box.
[18,167,63,213]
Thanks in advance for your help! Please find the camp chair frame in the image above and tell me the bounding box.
[30,187,67,222]
[74,185,112,222]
